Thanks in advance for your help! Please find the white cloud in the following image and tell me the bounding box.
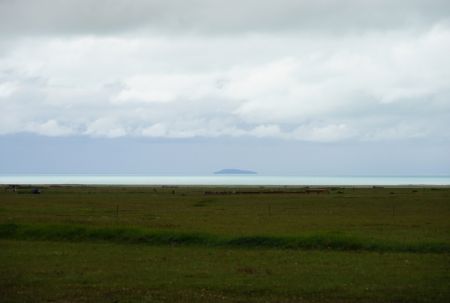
[0,12,449,142]
[140,123,167,137]
[26,120,74,137]
[85,118,127,138]
[291,124,356,142]
[249,125,282,138]
[0,81,19,97]
[114,73,222,104]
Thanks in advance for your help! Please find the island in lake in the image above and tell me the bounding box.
[214,168,257,175]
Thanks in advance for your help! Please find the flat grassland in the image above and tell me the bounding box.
[0,186,449,302]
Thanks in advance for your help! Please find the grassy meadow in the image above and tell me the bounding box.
[0,185,449,302]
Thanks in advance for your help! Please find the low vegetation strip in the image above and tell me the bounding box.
[1,223,449,253]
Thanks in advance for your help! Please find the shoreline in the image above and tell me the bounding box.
[2,184,450,188]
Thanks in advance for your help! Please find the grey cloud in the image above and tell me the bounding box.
[1,0,449,37]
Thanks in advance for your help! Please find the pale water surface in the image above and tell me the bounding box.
[0,175,449,186]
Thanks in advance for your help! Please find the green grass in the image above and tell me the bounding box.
[1,186,449,242]
[0,185,449,302]
[1,239,449,303]
[1,223,449,253]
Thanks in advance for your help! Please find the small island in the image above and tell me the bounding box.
[214,168,257,175]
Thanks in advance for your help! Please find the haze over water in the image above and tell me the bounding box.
[1,175,449,186]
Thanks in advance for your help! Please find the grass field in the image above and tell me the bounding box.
[1,185,449,302]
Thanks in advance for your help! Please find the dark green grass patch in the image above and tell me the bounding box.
[1,239,449,303]
[1,223,449,253]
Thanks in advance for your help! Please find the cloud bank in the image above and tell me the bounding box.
[0,0,449,142]
[1,0,449,35]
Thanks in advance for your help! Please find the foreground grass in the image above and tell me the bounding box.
[1,223,449,253]
[1,186,449,302]
[1,239,449,303]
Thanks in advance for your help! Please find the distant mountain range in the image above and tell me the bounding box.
[214,168,257,175]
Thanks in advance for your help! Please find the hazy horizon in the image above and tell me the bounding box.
[1,134,449,176]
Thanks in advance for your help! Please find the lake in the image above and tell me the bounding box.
[0,175,449,186]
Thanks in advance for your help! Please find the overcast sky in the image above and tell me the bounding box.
[0,1,449,175]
